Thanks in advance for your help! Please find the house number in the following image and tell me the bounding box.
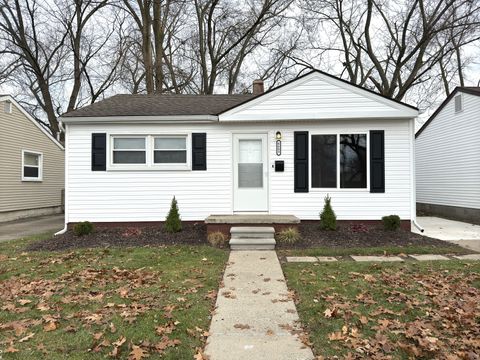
[276,140,281,156]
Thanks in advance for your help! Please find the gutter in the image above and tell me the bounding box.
[412,219,424,233]
[60,114,219,124]
[55,119,68,236]
[410,116,424,233]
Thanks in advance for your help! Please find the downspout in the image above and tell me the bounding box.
[55,120,68,236]
[410,116,424,233]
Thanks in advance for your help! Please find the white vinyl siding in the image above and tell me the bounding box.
[416,92,480,210]
[66,119,413,222]
[219,73,418,121]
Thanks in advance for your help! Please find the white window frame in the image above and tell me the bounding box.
[152,135,189,170]
[108,134,191,171]
[310,132,369,191]
[22,150,43,182]
[110,135,147,169]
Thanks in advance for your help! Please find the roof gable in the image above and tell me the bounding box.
[415,86,480,138]
[0,95,64,150]
[219,70,418,121]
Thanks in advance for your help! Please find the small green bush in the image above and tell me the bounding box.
[320,195,337,230]
[164,196,182,233]
[276,227,301,244]
[382,215,401,231]
[73,221,94,236]
[208,231,228,248]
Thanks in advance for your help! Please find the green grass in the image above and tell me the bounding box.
[0,234,228,359]
[279,244,470,257]
[284,260,480,359]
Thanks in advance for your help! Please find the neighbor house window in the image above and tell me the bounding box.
[22,150,42,181]
[4,101,12,114]
[112,137,146,164]
[153,136,187,164]
[454,94,463,113]
[311,133,367,189]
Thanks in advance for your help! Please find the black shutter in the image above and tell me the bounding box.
[192,133,207,170]
[294,131,309,193]
[92,133,106,171]
[370,130,385,193]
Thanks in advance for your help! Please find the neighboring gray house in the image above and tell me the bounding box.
[416,87,480,224]
[0,95,64,222]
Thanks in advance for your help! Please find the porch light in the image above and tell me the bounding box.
[275,131,282,140]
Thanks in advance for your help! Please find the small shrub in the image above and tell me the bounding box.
[208,231,228,248]
[164,196,182,233]
[382,215,401,231]
[320,195,337,230]
[73,221,94,236]
[276,227,301,245]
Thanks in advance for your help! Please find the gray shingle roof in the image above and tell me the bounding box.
[62,94,254,118]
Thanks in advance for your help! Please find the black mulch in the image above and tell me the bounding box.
[276,222,464,250]
[26,222,207,252]
[26,221,464,252]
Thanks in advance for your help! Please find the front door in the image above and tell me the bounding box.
[233,133,268,212]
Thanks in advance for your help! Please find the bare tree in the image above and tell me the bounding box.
[300,0,480,106]
[0,0,125,136]
[192,0,293,94]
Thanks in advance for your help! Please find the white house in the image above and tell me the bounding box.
[416,87,480,224]
[59,70,419,231]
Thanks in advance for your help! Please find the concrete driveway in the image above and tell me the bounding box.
[413,216,480,252]
[0,214,64,242]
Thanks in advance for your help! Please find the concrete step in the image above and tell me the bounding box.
[230,226,275,239]
[230,227,276,250]
[229,238,276,250]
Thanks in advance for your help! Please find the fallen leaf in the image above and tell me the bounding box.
[43,322,57,332]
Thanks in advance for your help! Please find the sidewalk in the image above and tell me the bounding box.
[0,214,64,242]
[204,251,314,360]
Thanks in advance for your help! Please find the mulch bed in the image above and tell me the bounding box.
[276,222,461,249]
[26,222,207,251]
[27,221,461,252]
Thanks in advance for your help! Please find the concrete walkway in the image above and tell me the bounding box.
[0,214,64,242]
[205,251,314,360]
[286,254,480,262]
[413,216,480,252]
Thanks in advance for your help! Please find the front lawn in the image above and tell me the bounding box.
[0,235,228,359]
[284,261,480,359]
[279,244,469,257]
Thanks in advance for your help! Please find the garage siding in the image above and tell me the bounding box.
[416,92,480,210]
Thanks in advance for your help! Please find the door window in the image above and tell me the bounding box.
[238,139,263,188]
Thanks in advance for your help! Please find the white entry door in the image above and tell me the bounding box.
[233,133,268,212]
